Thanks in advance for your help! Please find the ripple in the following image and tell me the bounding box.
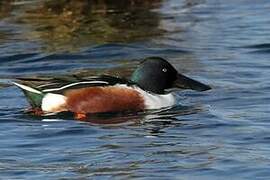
[1,0,270,179]
[245,43,270,54]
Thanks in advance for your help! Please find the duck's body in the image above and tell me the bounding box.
[13,57,211,119]
[14,76,175,118]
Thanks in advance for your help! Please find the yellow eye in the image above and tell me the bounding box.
[162,68,167,72]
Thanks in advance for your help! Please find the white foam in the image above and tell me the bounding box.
[42,119,65,122]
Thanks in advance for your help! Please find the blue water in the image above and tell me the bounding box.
[1,0,270,179]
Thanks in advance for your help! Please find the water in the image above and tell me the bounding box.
[0,0,270,179]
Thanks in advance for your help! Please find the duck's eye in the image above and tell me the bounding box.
[162,68,167,72]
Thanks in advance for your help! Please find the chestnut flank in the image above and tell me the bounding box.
[65,86,145,114]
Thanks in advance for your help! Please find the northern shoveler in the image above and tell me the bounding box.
[13,57,211,119]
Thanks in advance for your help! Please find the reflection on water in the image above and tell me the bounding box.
[0,1,12,19]
[0,0,164,52]
[23,105,201,125]
[0,1,11,44]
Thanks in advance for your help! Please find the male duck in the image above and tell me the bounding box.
[13,57,211,119]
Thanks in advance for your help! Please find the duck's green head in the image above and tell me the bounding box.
[131,57,211,94]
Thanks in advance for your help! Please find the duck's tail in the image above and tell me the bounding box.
[13,82,45,108]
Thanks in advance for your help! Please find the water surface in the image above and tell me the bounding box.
[1,0,270,179]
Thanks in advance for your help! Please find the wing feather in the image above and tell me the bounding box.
[16,75,134,94]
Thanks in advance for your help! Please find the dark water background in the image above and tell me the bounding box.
[1,0,270,179]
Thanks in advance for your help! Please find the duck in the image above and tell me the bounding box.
[13,57,211,120]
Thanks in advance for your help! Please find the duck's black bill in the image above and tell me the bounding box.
[173,74,211,91]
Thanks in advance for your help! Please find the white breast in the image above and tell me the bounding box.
[134,86,176,110]
[111,84,176,110]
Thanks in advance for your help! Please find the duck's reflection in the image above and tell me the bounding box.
[35,105,201,127]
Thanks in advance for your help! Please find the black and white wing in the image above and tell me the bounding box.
[17,75,134,94]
